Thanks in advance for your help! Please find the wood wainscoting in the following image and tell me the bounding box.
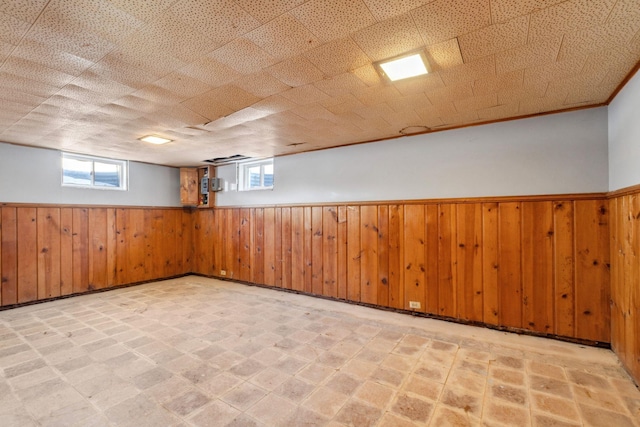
[610,187,640,383]
[0,206,192,307]
[192,196,610,344]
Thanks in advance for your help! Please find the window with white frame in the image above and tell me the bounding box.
[238,158,274,191]
[62,153,128,190]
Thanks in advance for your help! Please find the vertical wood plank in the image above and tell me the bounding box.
[60,208,73,295]
[498,202,522,329]
[88,209,108,290]
[291,207,304,292]
[229,209,240,279]
[264,208,276,287]
[360,205,378,305]
[438,204,457,318]
[323,207,338,298]
[482,203,499,325]
[553,201,575,337]
[575,200,610,342]
[456,203,483,322]
[337,206,348,300]
[130,209,146,283]
[281,207,292,290]
[0,209,2,306]
[254,208,265,285]
[303,206,313,294]
[311,206,323,295]
[377,205,389,307]
[404,204,425,311]
[72,208,89,294]
[347,206,361,302]
[388,205,403,309]
[522,202,554,334]
[17,207,38,303]
[106,208,117,285]
[37,207,61,299]
[425,205,439,314]
[213,209,225,277]
[1,207,17,305]
[239,208,252,281]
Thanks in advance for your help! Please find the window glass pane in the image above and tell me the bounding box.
[62,157,92,185]
[263,164,274,187]
[94,162,121,187]
[248,166,261,188]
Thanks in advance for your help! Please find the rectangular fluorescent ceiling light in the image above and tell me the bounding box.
[378,53,428,81]
[140,135,172,145]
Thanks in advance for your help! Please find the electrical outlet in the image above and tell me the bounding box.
[409,301,421,309]
[220,270,227,276]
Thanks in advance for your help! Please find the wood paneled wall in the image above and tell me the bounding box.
[192,198,610,343]
[610,190,640,382]
[0,206,192,307]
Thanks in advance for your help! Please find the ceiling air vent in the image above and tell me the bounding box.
[203,154,251,166]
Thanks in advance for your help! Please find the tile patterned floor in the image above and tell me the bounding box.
[0,276,639,426]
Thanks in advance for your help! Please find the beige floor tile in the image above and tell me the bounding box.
[1,276,638,427]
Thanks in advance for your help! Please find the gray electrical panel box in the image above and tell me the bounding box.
[210,177,223,192]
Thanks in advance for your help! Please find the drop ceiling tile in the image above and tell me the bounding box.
[91,54,161,89]
[458,15,529,62]
[0,0,49,24]
[55,84,115,107]
[304,38,371,77]
[564,85,612,105]
[495,36,563,74]
[234,71,292,98]
[426,82,474,105]
[352,85,402,106]
[1,56,75,88]
[392,73,446,96]
[412,0,491,46]
[414,105,447,125]
[143,104,209,129]
[473,69,524,96]
[105,0,176,23]
[290,104,337,121]
[351,14,423,62]
[440,110,480,126]
[0,71,60,97]
[353,103,396,119]
[112,95,157,114]
[267,56,325,87]
[386,92,431,113]
[209,38,277,75]
[125,15,214,64]
[454,92,498,112]
[153,73,214,100]
[180,57,241,88]
[169,0,260,46]
[133,85,186,107]
[252,95,299,114]
[290,0,377,42]
[607,0,640,42]
[246,13,320,60]
[23,25,115,63]
[528,0,617,44]
[11,40,94,77]
[181,92,235,121]
[440,55,496,86]
[489,0,566,24]
[322,94,365,114]
[280,84,330,105]
[97,103,146,120]
[313,73,367,97]
[234,0,306,24]
[523,56,587,87]
[477,102,519,121]
[351,64,383,86]
[425,38,464,71]
[361,0,434,21]
[0,10,31,45]
[208,85,262,112]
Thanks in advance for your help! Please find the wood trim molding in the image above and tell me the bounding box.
[0,202,191,210]
[607,183,640,198]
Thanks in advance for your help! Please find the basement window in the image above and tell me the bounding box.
[62,153,128,190]
[238,158,274,191]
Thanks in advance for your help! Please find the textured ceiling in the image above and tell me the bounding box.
[0,0,639,166]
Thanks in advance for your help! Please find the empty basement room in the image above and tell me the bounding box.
[1,1,640,426]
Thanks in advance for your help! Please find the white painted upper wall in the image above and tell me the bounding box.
[0,142,181,206]
[216,107,609,206]
[608,69,640,191]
